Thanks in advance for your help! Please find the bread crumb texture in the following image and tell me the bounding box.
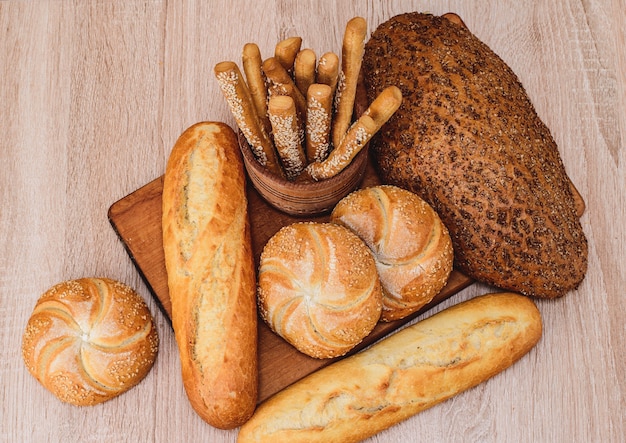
[21,278,158,406]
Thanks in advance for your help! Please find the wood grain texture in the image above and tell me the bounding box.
[1,1,624,442]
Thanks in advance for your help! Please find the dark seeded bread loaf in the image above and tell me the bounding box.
[362,12,588,298]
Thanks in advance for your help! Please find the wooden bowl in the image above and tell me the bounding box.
[238,132,369,216]
[238,73,372,217]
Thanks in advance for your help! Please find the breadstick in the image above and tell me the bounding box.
[262,57,307,121]
[274,36,302,72]
[332,16,367,149]
[307,86,402,181]
[305,83,333,162]
[294,48,317,97]
[316,51,340,98]
[242,43,271,134]
[268,95,307,180]
[214,61,284,177]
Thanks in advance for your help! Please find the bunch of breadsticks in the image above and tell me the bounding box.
[214,17,402,181]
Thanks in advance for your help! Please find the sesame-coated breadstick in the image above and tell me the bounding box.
[305,83,333,163]
[332,17,367,149]
[307,85,402,181]
[214,61,283,177]
[268,95,307,180]
[242,43,271,135]
[262,57,307,121]
[294,48,317,97]
[274,36,302,72]
[316,51,340,99]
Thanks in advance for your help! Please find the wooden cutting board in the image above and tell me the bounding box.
[108,156,474,403]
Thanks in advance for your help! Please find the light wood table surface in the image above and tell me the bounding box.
[1,1,624,442]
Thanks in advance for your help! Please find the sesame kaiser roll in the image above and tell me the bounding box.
[331,185,454,321]
[21,278,158,406]
[257,222,382,359]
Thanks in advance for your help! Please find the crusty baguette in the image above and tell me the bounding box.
[162,122,258,429]
[238,292,542,443]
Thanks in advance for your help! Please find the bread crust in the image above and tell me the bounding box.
[331,185,454,321]
[21,278,158,406]
[362,13,588,298]
[162,122,258,429]
[237,292,542,443]
[257,222,382,359]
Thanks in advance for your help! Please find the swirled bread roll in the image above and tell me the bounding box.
[362,12,588,298]
[331,185,454,321]
[21,278,158,406]
[257,222,382,359]
[238,292,542,443]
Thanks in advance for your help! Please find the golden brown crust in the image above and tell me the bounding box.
[268,95,307,180]
[294,48,317,97]
[305,85,401,181]
[263,57,308,121]
[162,122,258,429]
[214,61,283,177]
[332,17,368,149]
[331,185,454,321]
[21,278,158,406]
[305,83,333,163]
[316,51,340,98]
[274,36,302,72]
[362,12,588,298]
[237,292,542,443]
[257,222,382,359]
[242,42,271,135]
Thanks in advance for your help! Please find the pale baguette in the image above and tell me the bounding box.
[162,122,258,429]
[238,292,542,442]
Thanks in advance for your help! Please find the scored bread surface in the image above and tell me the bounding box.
[237,292,542,443]
[162,121,258,429]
